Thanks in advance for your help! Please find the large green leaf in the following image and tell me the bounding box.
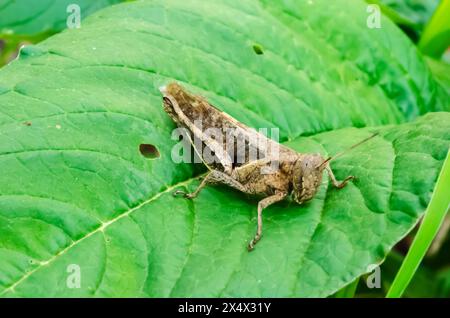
[0,0,126,37]
[0,0,129,66]
[0,0,449,297]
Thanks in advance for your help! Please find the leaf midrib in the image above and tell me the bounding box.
[0,175,199,296]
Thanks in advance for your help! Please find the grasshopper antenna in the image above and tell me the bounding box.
[317,132,379,169]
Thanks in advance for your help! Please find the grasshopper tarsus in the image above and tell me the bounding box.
[247,235,262,252]
[335,175,355,189]
[173,189,190,198]
[173,189,199,199]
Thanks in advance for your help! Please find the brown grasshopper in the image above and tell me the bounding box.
[160,83,377,251]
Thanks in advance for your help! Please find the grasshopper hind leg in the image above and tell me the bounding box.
[173,170,248,199]
[173,174,210,199]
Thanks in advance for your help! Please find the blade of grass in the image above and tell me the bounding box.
[386,149,450,298]
[418,0,450,58]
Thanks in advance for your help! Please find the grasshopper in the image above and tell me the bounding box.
[160,83,377,251]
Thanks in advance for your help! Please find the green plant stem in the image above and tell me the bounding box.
[418,0,450,58]
[386,149,450,298]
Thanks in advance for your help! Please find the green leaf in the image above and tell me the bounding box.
[0,0,126,37]
[387,149,450,297]
[0,0,449,297]
[258,0,449,117]
[0,0,130,67]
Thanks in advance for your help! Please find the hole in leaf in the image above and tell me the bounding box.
[139,144,160,159]
[252,44,264,55]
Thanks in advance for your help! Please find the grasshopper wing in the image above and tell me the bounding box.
[161,83,294,174]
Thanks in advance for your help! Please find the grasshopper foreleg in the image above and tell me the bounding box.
[325,165,355,189]
[248,191,287,252]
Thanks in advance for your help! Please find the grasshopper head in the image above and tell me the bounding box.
[292,154,326,204]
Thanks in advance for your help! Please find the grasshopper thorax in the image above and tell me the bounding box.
[291,154,326,204]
